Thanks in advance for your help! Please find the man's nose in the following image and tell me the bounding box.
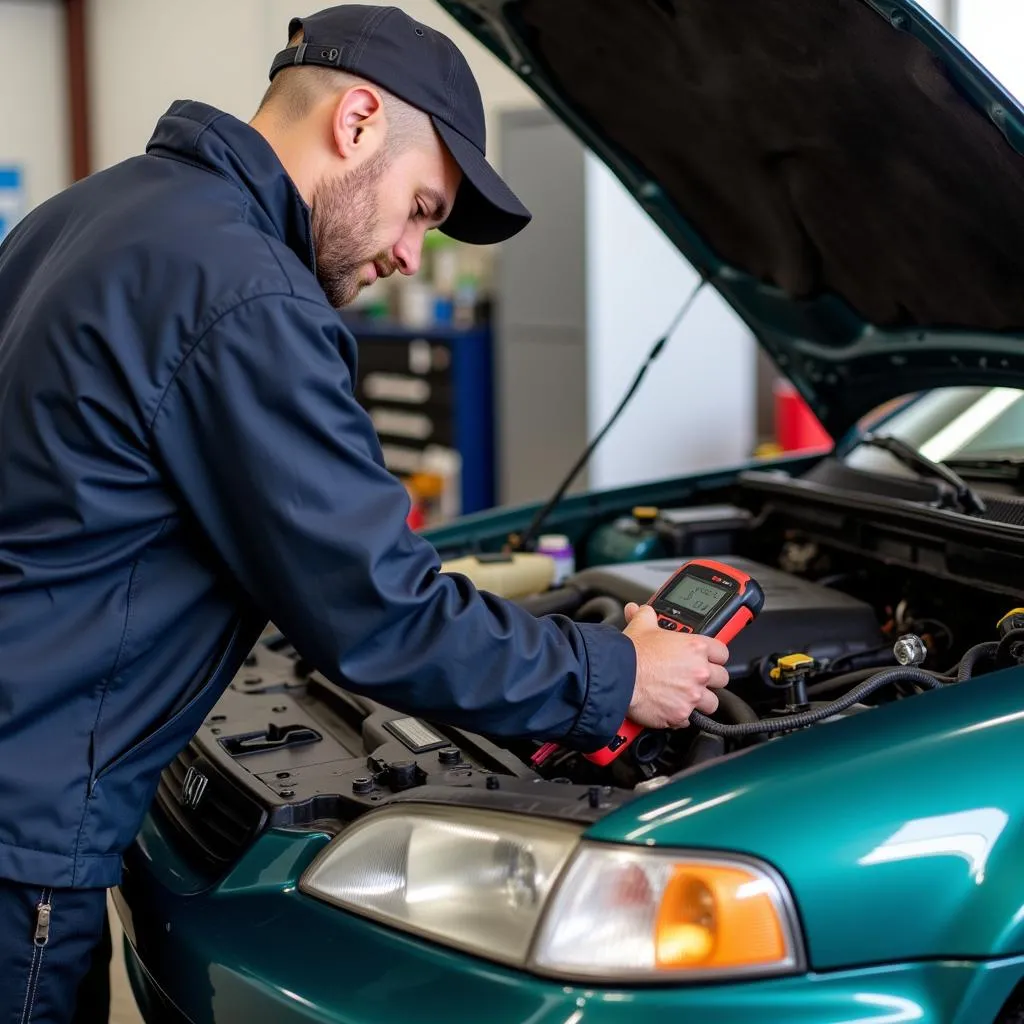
[393,233,423,277]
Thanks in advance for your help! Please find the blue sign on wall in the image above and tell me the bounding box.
[0,167,25,243]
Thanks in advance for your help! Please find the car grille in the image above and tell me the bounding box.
[153,745,267,875]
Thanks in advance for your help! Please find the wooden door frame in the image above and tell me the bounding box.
[64,0,90,180]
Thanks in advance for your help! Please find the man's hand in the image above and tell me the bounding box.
[622,603,730,729]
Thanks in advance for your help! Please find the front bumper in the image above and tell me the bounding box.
[116,814,1024,1024]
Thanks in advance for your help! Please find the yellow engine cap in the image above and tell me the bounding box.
[996,608,1024,630]
[769,653,815,680]
[632,506,659,522]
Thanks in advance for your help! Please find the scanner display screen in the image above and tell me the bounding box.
[664,575,730,617]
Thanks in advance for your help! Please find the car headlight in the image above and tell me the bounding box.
[299,805,802,982]
[298,805,580,965]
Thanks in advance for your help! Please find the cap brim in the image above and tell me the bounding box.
[432,118,531,245]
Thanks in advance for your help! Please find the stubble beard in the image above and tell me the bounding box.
[310,150,394,309]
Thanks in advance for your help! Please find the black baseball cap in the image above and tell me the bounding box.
[269,4,532,245]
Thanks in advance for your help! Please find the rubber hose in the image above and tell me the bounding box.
[996,628,1024,669]
[689,667,943,737]
[957,641,998,682]
[714,688,760,726]
[575,596,626,630]
[807,666,952,698]
[514,586,585,618]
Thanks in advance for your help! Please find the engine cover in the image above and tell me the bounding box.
[568,557,885,683]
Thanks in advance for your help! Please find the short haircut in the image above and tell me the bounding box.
[257,30,433,154]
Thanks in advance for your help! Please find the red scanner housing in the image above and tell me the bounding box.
[584,558,765,767]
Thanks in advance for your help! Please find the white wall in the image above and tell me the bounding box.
[956,0,1024,101]
[0,1,69,213]
[909,0,1024,104]
[913,0,947,22]
[87,0,270,170]
[87,0,539,172]
[584,155,757,489]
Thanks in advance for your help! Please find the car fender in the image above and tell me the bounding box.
[586,666,1024,969]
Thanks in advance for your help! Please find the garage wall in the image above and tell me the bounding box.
[0,0,69,213]
[584,156,757,489]
[914,0,948,21]
[956,0,1024,101]
[87,0,281,170]
[87,0,539,173]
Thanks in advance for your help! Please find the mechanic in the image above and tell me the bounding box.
[0,5,731,1020]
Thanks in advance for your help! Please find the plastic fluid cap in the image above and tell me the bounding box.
[537,534,572,554]
[632,506,659,523]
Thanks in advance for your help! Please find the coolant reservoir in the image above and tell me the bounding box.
[585,506,666,567]
[585,503,754,566]
[440,552,556,599]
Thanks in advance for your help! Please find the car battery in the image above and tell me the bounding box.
[655,504,755,557]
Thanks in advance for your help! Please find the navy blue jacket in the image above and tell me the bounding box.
[0,101,636,888]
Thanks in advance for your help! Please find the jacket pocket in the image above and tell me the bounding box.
[92,618,243,788]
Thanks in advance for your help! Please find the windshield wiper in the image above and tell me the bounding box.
[942,455,1024,492]
[944,454,1024,473]
[858,433,988,515]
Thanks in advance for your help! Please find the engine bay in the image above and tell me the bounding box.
[153,489,1024,876]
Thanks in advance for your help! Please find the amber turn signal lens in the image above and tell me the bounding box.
[531,845,801,981]
[655,863,787,970]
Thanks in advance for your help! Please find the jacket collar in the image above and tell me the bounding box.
[146,100,316,274]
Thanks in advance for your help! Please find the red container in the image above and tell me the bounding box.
[774,379,832,452]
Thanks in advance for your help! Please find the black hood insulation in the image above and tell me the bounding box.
[513,0,1024,331]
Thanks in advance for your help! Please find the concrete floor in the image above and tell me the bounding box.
[107,894,145,1024]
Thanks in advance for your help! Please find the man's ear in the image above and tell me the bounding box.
[331,85,386,164]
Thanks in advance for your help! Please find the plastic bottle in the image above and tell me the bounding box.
[536,534,575,585]
[453,272,479,329]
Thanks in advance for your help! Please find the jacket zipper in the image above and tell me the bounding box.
[34,896,51,947]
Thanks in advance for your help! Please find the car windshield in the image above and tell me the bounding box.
[845,387,1024,475]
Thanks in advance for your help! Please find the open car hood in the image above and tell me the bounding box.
[438,0,1024,438]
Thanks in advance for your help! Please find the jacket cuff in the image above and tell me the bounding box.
[565,622,637,751]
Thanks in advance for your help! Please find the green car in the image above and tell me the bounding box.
[114,1,1024,1021]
